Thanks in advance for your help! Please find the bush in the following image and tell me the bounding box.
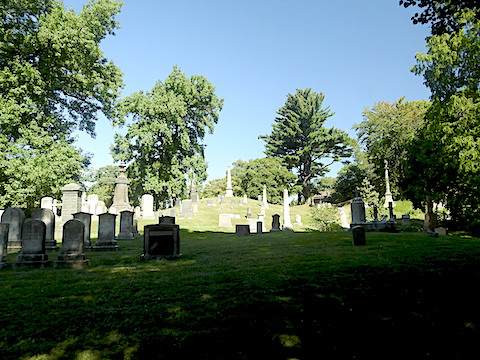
[309,203,343,231]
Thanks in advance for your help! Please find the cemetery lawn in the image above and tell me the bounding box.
[2,229,480,359]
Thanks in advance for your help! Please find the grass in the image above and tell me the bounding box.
[2,199,480,359]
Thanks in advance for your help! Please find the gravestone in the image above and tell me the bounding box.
[0,223,9,269]
[206,199,216,207]
[169,208,176,218]
[257,214,266,232]
[243,194,248,204]
[230,199,236,206]
[134,206,141,219]
[73,212,92,249]
[109,162,132,214]
[388,202,395,220]
[180,200,193,219]
[87,194,99,215]
[15,219,50,268]
[256,221,263,234]
[142,223,181,259]
[117,210,135,240]
[141,194,155,220]
[193,203,198,213]
[350,192,366,225]
[32,208,58,251]
[2,207,25,252]
[434,227,447,236]
[95,201,107,216]
[218,213,233,228]
[236,224,250,237]
[271,214,281,232]
[61,183,84,223]
[56,219,89,268]
[293,214,303,227]
[352,225,366,246]
[41,196,54,210]
[93,213,118,251]
[401,215,411,226]
[159,216,175,224]
[282,189,293,231]
[246,207,252,219]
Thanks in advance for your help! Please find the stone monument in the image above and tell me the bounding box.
[93,213,118,251]
[141,194,155,220]
[142,223,181,260]
[383,160,395,208]
[56,219,89,268]
[282,189,293,231]
[2,207,25,252]
[225,163,233,197]
[61,183,84,223]
[109,162,132,214]
[117,210,135,240]
[0,223,9,269]
[73,212,93,249]
[271,214,281,232]
[14,219,50,268]
[32,208,58,251]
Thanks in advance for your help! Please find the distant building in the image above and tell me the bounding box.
[312,190,334,205]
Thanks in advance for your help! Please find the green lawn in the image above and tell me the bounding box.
[1,200,479,359]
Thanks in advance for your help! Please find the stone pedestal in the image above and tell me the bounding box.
[271,214,281,232]
[109,162,132,214]
[61,183,84,223]
[351,196,366,225]
[93,213,118,251]
[282,189,293,231]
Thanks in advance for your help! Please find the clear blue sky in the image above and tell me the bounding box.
[67,0,431,182]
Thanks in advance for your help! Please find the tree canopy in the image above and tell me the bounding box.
[112,67,223,207]
[231,158,297,204]
[260,89,353,204]
[0,0,123,210]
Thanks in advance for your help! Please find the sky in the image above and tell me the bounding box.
[66,0,431,182]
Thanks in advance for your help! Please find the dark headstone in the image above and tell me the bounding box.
[2,207,25,252]
[0,223,9,269]
[142,224,181,260]
[15,219,50,268]
[271,214,281,232]
[117,210,134,240]
[93,213,118,251]
[236,224,250,237]
[56,219,89,268]
[73,212,92,249]
[159,216,175,224]
[352,225,366,246]
[32,208,58,251]
[256,221,263,234]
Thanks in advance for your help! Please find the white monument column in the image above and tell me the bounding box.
[262,185,269,209]
[225,164,233,197]
[383,159,395,208]
[282,189,293,231]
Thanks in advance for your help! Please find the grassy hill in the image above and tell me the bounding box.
[2,199,476,359]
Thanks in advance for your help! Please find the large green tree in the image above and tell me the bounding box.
[231,158,297,204]
[354,98,429,199]
[0,0,123,210]
[112,67,223,207]
[406,10,480,232]
[260,89,353,204]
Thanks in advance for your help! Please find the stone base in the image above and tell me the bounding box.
[14,254,51,268]
[141,253,181,260]
[92,242,119,251]
[0,262,11,269]
[116,233,134,240]
[270,228,281,232]
[350,221,397,232]
[46,240,59,251]
[55,256,89,268]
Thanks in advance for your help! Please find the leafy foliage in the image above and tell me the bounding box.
[407,10,480,233]
[399,0,480,35]
[112,67,223,207]
[260,89,353,204]
[308,204,342,231]
[231,158,297,204]
[0,0,123,211]
[86,165,119,207]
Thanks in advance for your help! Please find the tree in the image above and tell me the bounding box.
[400,0,480,35]
[407,10,480,233]
[354,98,429,199]
[86,165,119,207]
[112,67,223,207]
[201,178,226,198]
[332,163,368,204]
[260,89,353,204]
[0,0,123,211]
[231,158,297,204]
